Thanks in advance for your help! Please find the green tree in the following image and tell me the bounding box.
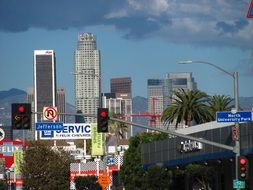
[161,89,211,128]
[74,176,102,190]
[21,141,74,190]
[208,95,233,120]
[143,165,172,190]
[119,132,168,190]
[173,164,215,190]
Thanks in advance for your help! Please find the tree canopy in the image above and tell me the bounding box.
[119,132,169,190]
[161,89,211,127]
[21,141,74,190]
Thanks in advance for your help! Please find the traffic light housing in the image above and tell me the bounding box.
[239,156,248,180]
[97,108,109,133]
[12,103,31,130]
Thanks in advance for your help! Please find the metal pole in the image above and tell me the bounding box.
[234,72,240,182]
[110,117,234,151]
[178,60,241,183]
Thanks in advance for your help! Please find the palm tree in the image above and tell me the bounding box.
[161,89,211,128]
[208,95,233,120]
[109,112,128,139]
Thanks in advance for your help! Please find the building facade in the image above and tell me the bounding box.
[147,72,197,129]
[34,50,57,123]
[101,77,133,138]
[142,121,253,190]
[57,88,66,123]
[110,77,132,99]
[74,33,101,123]
[147,79,164,128]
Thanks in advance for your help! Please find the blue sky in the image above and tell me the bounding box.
[0,0,253,104]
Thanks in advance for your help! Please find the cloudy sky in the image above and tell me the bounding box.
[0,0,253,104]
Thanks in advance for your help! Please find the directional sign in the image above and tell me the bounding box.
[216,111,252,123]
[233,179,245,189]
[247,0,253,18]
[35,122,63,131]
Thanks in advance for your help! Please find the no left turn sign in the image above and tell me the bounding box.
[43,106,58,121]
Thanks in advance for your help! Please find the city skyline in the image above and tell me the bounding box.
[1,0,253,105]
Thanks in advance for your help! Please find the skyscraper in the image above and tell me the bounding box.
[110,77,132,99]
[74,33,101,123]
[147,72,197,129]
[34,50,57,123]
[57,88,66,123]
[147,79,164,128]
[108,77,132,138]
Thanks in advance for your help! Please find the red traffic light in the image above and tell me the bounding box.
[240,158,247,165]
[100,111,107,118]
[239,156,248,180]
[18,105,25,113]
[97,108,109,133]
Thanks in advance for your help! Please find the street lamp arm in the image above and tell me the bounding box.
[178,60,233,78]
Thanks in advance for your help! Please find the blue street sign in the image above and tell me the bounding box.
[36,122,64,131]
[216,111,252,123]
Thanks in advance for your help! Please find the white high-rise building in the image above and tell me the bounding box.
[147,72,197,129]
[74,33,101,123]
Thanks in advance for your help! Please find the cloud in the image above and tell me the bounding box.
[0,0,252,49]
[235,52,253,76]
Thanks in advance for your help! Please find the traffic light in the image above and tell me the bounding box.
[97,108,109,133]
[239,156,248,180]
[12,103,31,130]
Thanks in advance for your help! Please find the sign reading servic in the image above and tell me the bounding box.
[40,123,91,140]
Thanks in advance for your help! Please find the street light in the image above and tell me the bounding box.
[178,60,240,181]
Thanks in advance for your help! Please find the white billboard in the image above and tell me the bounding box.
[39,123,92,140]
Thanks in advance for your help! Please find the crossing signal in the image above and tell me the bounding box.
[97,108,109,133]
[12,103,31,130]
[239,156,248,180]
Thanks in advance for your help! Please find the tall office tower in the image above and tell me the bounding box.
[110,77,132,99]
[147,72,197,129]
[34,50,57,124]
[165,72,197,105]
[110,77,132,137]
[74,33,100,123]
[147,79,164,128]
[164,72,197,129]
[57,88,66,123]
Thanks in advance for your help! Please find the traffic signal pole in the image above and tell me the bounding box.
[110,117,235,152]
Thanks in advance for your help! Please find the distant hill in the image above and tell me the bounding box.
[0,88,76,126]
[0,88,26,100]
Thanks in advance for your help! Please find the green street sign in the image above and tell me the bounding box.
[233,179,245,189]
